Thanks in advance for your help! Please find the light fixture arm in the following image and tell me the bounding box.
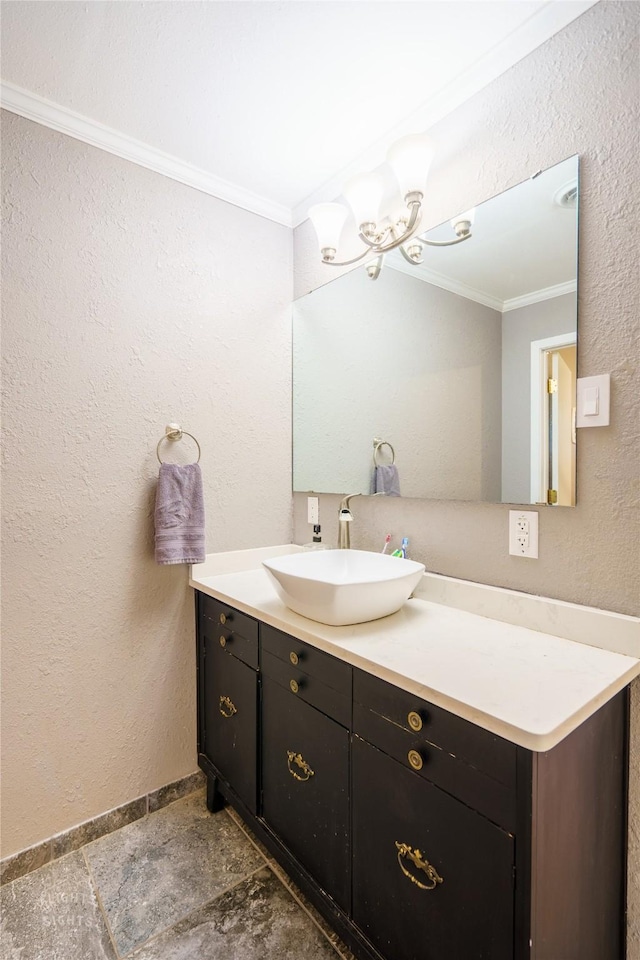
[320,195,424,267]
[419,232,472,248]
[358,194,422,253]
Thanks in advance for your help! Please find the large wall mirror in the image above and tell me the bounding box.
[293,155,578,505]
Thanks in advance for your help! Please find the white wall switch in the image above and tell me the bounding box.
[509,510,539,558]
[576,374,610,427]
[307,496,319,525]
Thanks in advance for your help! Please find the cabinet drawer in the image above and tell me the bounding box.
[262,649,351,729]
[352,737,514,960]
[354,704,516,832]
[200,595,258,669]
[261,623,351,696]
[354,669,516,790]
[261,676,350,913]
[202,639,258,814]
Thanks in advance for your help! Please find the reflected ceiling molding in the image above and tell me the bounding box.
[0,81,292,227]
[387,262,577,314]
[501,280,577,313]
[386,259,503,312]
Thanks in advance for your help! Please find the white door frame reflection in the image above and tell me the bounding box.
[530,332,577,506]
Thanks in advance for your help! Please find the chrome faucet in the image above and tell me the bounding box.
[338,494,361,549]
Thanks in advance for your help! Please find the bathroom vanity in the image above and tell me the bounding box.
[191,547,639,960]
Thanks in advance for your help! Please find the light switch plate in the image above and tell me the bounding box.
[576,374,610,427]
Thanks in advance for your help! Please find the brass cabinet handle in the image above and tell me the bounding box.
[407,749,423,771]
[395,842,443,891]
[219,635,227,648]
[289,679,299,694]
[219,695,237,718]
[219,613,227,624]
[407,711,423,732]
[287,751,314,782]
[289,651,299,666]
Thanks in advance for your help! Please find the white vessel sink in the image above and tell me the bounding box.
[262,549,425,626]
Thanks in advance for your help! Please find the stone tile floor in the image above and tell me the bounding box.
[0,790,354,960]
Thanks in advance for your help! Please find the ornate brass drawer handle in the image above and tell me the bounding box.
[219,695,237,718]
[407,711,423,732]
[287,751,314,782]
[395,842,443,891]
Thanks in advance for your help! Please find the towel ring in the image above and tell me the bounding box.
[373,438,395,467]
[157,424,201,464]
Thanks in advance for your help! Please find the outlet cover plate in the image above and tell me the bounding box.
[307,497,319,525]
[509,510,539,558]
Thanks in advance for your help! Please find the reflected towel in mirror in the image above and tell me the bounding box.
[374,464,401,497]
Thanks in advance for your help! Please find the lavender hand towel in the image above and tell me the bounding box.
[374,464,401,497]
[155,463,206,564]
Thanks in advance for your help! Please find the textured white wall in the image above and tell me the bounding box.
[1,112,293,857]
[294,267,502,499]
[293,2,639,949]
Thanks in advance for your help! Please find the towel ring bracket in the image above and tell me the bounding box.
[373,438,395,467]
[157,423,201,464]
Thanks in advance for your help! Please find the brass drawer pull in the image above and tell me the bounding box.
[289,679,299,694]
[219,613,227,624]
[219,695,237,718]
[395,842,443,891]
[289,651,299,666]
[407,711,423,732]
[287,751,314,782]
[407,749,423,771]
[219,635,227,648]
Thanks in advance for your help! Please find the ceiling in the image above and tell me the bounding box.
[1,1,596,226]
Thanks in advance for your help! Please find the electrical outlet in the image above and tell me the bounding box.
[509,511,539,558]
[307,496,319,525]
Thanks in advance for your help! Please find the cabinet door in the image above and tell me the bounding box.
[202,628,258,814]
[353,737,514,960]
[261,676,350,913]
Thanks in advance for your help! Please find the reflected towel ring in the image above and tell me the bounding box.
[373,438,395,467]
[157,424,201,464]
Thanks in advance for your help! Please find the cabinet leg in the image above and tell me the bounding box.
[206,776,226,813]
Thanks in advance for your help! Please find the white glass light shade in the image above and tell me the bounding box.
[308,202,348,252]
[343,172,385,228]
[386,134,435,197]
[450,207,476,229]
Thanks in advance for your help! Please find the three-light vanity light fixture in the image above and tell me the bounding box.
[308,133,474,279]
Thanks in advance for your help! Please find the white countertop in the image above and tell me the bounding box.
[190,545,640,752]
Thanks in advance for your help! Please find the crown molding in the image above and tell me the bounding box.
[0,81,292,227]
[502,279,577,312]
[292,0,598,226]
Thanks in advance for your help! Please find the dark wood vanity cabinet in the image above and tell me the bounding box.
[262,674,350,912]
[259,623,353,912]
[195,593,629,960]
[352,670,517,960]
[197,594,259,814]
[352,737,514,960]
